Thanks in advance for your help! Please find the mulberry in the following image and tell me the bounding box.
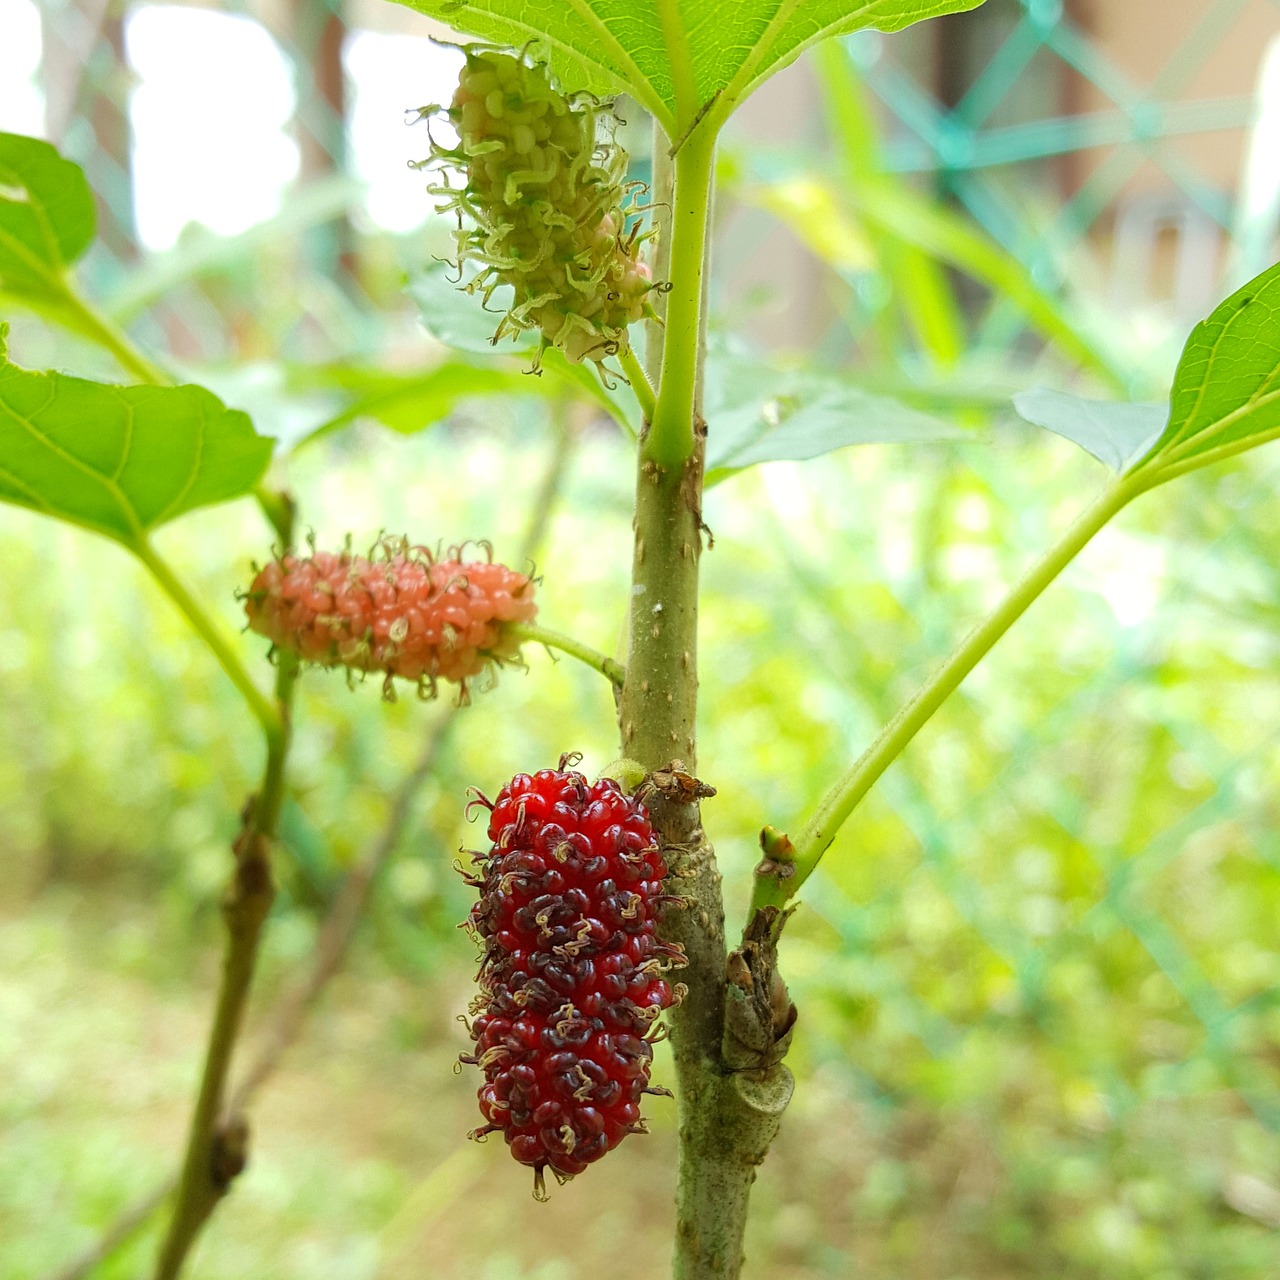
[418,49,655,366]
[461,755,684,1194]
[243,539,536,698]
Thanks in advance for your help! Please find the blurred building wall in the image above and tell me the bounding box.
[1079,0,1278,190]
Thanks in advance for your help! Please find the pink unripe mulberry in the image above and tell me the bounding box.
[460,756,685,1195]
[244,540,537,698]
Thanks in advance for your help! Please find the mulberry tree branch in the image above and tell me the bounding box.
[751,475,1145,915]
[621,116,794,1280]
[152,502,300,1280]
[618,345,657,424]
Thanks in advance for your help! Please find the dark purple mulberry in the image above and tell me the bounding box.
[460,755,684,1194]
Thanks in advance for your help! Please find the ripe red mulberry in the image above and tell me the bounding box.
[417,49,655,366]
[461,756,684,1193]
[243,540,536,697]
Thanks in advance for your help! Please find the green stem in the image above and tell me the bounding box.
[135,538,281,743]
[647,123,716,469]
[153,648,298,1280]
[619,115,788,1280]
[618,344,657,424]
[644,133,674,390]
[507,621,625,688]
[55,278,173,385]
[752,475,1145,913]
[252,485,296,547]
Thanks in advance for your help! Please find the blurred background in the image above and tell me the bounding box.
[2,1,1280,1277]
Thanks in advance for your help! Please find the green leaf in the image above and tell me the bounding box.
[1013,388,1165,473]
[408,260,538,358]
[1136,263,1280,477]
[0,132,94,308]
[387,0,985,137]
[0,326,272,546]
[705,353,962,482]
[295,360,535,449]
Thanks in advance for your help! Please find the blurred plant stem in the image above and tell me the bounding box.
[752,473,1148,914]
[135,538,281,742]
[48,1184,175,1280]
[507,622,625,688]
[52,280,173,385]
[45,407,581,1280]
[152,486,300,1279]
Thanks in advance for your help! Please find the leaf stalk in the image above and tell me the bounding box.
[507,621,625,688]
[752,473,1148,913]
[136,538,281,745]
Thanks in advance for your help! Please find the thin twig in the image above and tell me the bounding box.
[49,708,452,1280]
[48,1184,174,1280]
[136,538,280,743]
[750,476,1142,914]
[508,621,626,688]
[152,500,300,1278]
[516,398,580,567]
[46,409,580,1280]
[228,710,457,1109]
[152,665,298,1278]
[617,346,657,424]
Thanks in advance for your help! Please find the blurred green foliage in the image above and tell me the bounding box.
[3,408,1279,1276]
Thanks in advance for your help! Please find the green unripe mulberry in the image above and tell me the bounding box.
[419,49,655,365]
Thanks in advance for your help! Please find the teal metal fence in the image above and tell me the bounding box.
[849,0,1280,311]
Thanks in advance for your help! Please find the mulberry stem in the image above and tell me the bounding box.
[507,622,625,688]
[620,112,794,1280]
[53,280,174,386]
[646,123,716,470]
[153,654,297,1279]
[136,538,281,743]
[618,345,657,424]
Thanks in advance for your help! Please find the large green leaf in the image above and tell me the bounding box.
[408,260,539,358]
[1014,265,1280,484]
[0,326,271,546]
[389,0,985,137]
[0,132,94,311]
[1134,262,1280,477]
[1013,388,1164,473]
